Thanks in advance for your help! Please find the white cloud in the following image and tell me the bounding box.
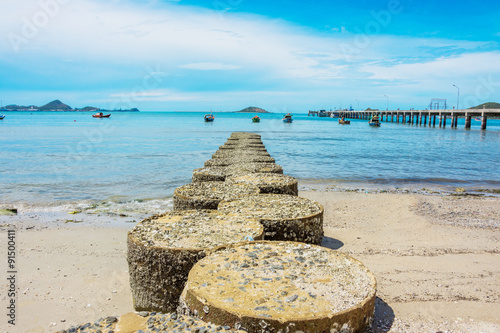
[179,62,241,70]
[0,0,354,82]
[1,0,498,110]
[361,52,500,81]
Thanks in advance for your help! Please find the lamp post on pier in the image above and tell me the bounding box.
[384,95,389,110]
[453,85,460,110]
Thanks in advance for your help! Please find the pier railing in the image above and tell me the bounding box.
[308,109,500,130]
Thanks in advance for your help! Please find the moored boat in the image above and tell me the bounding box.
[252,115,260,123]
[92,112,111,118]
[283,113,293,123]
[204,113,215,122]
[0,115,5,120]
[338,117,350,125]
[369,115,381,127]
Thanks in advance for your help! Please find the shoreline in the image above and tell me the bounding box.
[0,189,498,332]
[2,181,500,213]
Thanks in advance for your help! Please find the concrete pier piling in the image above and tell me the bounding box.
[335,109,499,130]
[482,114,488,130]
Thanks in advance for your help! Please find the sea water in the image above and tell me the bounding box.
[1,111,499,209]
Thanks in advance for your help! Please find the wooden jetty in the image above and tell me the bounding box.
[317,109,500,130]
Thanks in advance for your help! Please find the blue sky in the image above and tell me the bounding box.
[1,0,499,111]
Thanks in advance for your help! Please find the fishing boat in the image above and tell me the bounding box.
[92,112,111,118]
[368,115,381,127]
[0,115,5,120]
[252,115,260,123]
[338,117,350,125]
[204,113,215,122]
[283,113,293,123]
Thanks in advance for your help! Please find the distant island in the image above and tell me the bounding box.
[235,106,270,113]
[1,99,139,112]
[469,102,500,109]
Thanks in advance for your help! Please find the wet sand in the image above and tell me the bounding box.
[0,191,499,332]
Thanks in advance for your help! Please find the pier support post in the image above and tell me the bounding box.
[432,115,436,127]
[465,114,471,129]
[442,114,447,128]
[481,114,487,130]
[453,115,458,128]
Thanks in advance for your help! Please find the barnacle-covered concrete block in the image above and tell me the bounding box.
[181,241,377,333]
[229,132,261,140]
[219,142,266,149]
[192,166,243,182]
[219,194,323,244]
[127,210,264,313]
[219,145,267,151]
[226,173,298,196]
[232,162,283,175]
[193,163,283,182]
[173,181,260,210]
[58,312,245,333]
[212,149,271,159]
[204,156,276,167]
[224,139,263,145]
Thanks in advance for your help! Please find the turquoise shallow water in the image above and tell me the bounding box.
[1,111,499,205]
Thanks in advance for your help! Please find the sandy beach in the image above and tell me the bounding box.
[1,190,499,333]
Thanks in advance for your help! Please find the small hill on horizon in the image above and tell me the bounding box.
[4,104,37,110]
[469,102,500,109]
[38,100,72,111]
[80,106,100,111]
[236,106,270,113]
[2,100,139,111]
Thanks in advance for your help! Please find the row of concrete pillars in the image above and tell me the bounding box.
[341,112,488,130]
